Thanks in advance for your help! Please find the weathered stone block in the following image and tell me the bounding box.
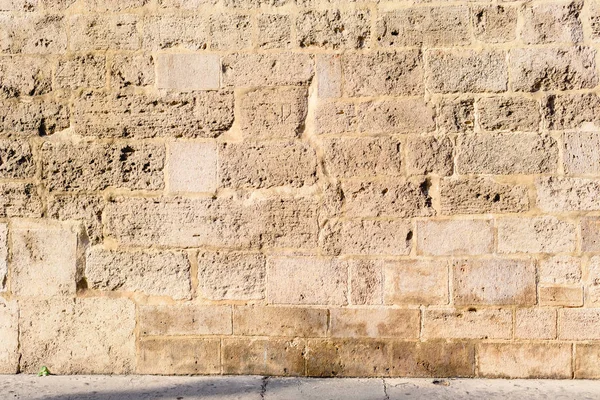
[0,224,6,291]
[357,99,436,134]
[69,14,140,51]
[426,50,507,93]
[0,56,52,97]
[564,132,600,174]
[0,299,18,373]
[389,341,475,377]
[383,260,448,305]
[456,133,557,174]
[510,47,597,91]
[296,9,370,49]
[218,141,317,189]
[537,177,600,211]
[583,217,600,252]
[423,309,512,339]
[139,304,231,336]
[453,258,536,305]
[11,220,83,297]
[342,51,423,96]
[86,248,191,300]
[222,338,305,376]
[575,344,600,378]
[313,101,357,134]
[586,256,600,304]
[477,96,540,132]
[234,306,327,337]
[472,5,517,43]
[539,285,583,306]
[55,54,105,90]
[142,15,207,50]
[73,90,234,138]
[497,216,576,254]
[349,259,383,305]
[417,219,494,256]
[539,255,581,284]
[267,256,347,305]
[0,183,42,218]
[477,343,571,378]
[110,53,154,88]
[559,309,600,339]
[331,308,419,339]
[47,194,103,244]
[405,136,453,176]
[167,141,217,193]
[79,0,147,10]
[515,308,557,339]
[257,14,291,49]
[138,338,219,375]
[20,298,135,374]
[521,2,583,44]
[208,14,252,50]
[41,141,164,192]
[376,6,470,47]
[238,87,308,139]
[197,251,266,300]
[0,99,68,135]
[545,93,600,130]
[316,55,341,98]
[0,14,67,54]
[222,53,313,86]
[156,54,220,91]
[440,177,529,215]
[0,139,34,179]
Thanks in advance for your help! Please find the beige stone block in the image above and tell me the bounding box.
[587,256,600,304]
[472,5,517,43]
[539,255,581,284]
[564,132,600,175]
[0,99,68,135]
[477,96,540,132]
[156,54,220,91]
[313,101,357,135]
[405,136,453,176]
[521,2,583,44]
[510,47,597,91]
[342,178,433,218]
[457,133,557,174]
[0,0,37,11]
[208,14,252,50]
[11,220,83,297]
[267,256,347,305]
[73,90,234,138]
[0,224,6,290]
[139,304,231,336]
[349,259,383,305]
[515,308,557,339]
[440,177,529,215]
[423,309,512,339]
[477,343,571,378]
[222,338,305,376]
[0,56,52,98]
[316,54,341,98]
[69,14,139,51]
[592,1,600,41]
[575,344,600,378]
[142,15,207,50]
[559,308,600,339]
[376,6,470,47]
[320,219,412,256]
[0,299,18,373]
[0,183,42,218]
[537,177,600,212]
[55,54,105,90]
[238,87,307,139]
[110,53,154,89]
[540,285,583,306]
[234,306,327,337]
[342,51,423,96]
[544,93,600,130]
[384,260,448,305]
[453,258,536,305]
[296,9,370,49]
[330,308,420,339]
[222,53,312,86]
[417,219,493,256]
[0,14,67,54]
[0,139,34,179]
[426,50,507,93]
[497,216,576,254]
[47,194,104,244]
[167,141,217,193]
[389,341,475,378]
[198,251,266,301]
[138,338,219,375]
[20,298,135,374]
[218,141,317,189]
[257,14,291,49]
[79,0,147,10]
[86,248,191,300]
[357,99,436,134]
[436,97,475,134]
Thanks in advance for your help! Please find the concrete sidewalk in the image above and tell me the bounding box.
[2,375,600,399]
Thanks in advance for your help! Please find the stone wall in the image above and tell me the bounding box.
[0,0,599,379]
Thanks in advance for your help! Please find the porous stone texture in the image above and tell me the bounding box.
[0,0,596,379]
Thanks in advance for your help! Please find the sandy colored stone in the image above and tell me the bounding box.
[405,136,453,176]
[472,5,517,43]
[320,219,412,256]
[0,0,36,11]
[545,93,600,130]
[423,309,512,340]
[537,177,600,211]
[167,141,217,193]
[575,344,600,378]
[515,308,557,340]
[110,53,154,88]
[296,9,370,49]
[559,308,600,340]
[321,137,401,178]
[139,304,231,336]
[156,54,220,91]
[55,54,105,89]
[417,219,493,256]
[142,15,207,50]
[0,224,6,290]
[222,338,305,376]
[357,99,436,134]
[47,194,104,244]
[376,6,469,47]
[440,177,529,215]
[238,87,308,139]
[453,258,536,305]
[586,256,600,304]
[234,306,327,337]
[209,14,252,50]
[426,50,507,93]
[198,251,266,301]
[583,217,600,252]
[0,56,52,98]
[79,0,147,10]
[383,260,448,305]
[0,14,67,54]
[0,139,34,179]
[20,298,136,374]
[539,285,582,306]
[563,132,600,175]
[330,308,419,339]
[0,99,68,135]
[477,343,571,378]
[69,14,139,51]
[456,133,557,174]
[257,14,291,49]
[313,101,357,134]
[267,256,347,305]
[521,2,583,44]
[497,216,576,254]
[0,183,42,218]
[0,299,18,373]
[138,338,219,375]
[510,47,597,91]
[349,259,383,305]
[316,55,341,98]
[222,53,313,87]
[73,90,234,138]
[343,51,423,96]
[477,96,540,132]
[539,255,581,284]
[436,97,474,133]
[11,219,83,297]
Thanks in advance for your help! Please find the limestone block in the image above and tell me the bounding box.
[423,309,512,340]
[234,306,327,337]
[139,304,231,335]
[537,177,600,211]
[69,14,140,51]
[138,338,219,375]
[0,14,67,54]
[477,343,571,378]
[521,2,583,44]
[156,54,220,91]
[0,99,68,135]
[222,338,305,376]
[405,136,453,176]
[497,216,576,254]
[0,183,42,218]
[575,344,600,378]
[330,308,420,339]
[349,259,383,305]
[47,194,104,244]
[356,99,436,133]
[55,54,105,89]
[0,139,34,179]
[477,96,540,132]
[515,308,557,340]
[142,15,207,50]
[559,309,600,339]
[472,5,517,43]
[167,141,217,193]
[383,260,448,305]
[539,255,581,284]
[0,56,52,97]
[257,14,291,49]
[539,285,583,306]
[544,93,600,130]
[222,53,313,86]
[0,299,18,373]
[417,219,494,256]
[209,14,252,50]
[316,55,341,98]
[436,97,475,134]
[296,9,370,49]
[563,132,600,174]
[110,53,154,88]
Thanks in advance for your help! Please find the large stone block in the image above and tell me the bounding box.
[330,308,420,339]
[47,194,104,244]
[234,306,327,337]
[222,338,305,376]
[583,217,600,252]
[41,141,165,192]
[539,285,582,307]
[520,2,583,44]
[156,54,220,91]
[222,53,313,86]
[55,54,105,90]
[563,132,600,174]
[497,216,576,254]
[349,259,383,305]
[383,260,448,305]
[20,298,136,374]
[357,99,436,134]
[69,14,140,51]
[472,5,517,43]
[138,338,219,375]
[139,304,231,336]
[316,55,341,98]
[0,183,42,218]
[417,219,493,256]
[109,53,154,88]
[257,14,291,49]
[0,224,6,291]
[539,255,581,284]
[0,99,68,135]
[436,97,474,133]
[208,14,252,50]
[477,96,540,132]
[0,299,18,373]
[575,344,600,378]
[423,309,512,339]
[0,14,67,54]
[559,309,600,340]
[167,141,217,193]
[515,308,557,340]
[545,93,600,130]
[0,139,34,179]
[296,9,370,49]
[405,136,453,176]
[536,177,600,211]
[0,0,37,11]
[477,343,571,378]
[142,15,207,50]
[0,56,52,97]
